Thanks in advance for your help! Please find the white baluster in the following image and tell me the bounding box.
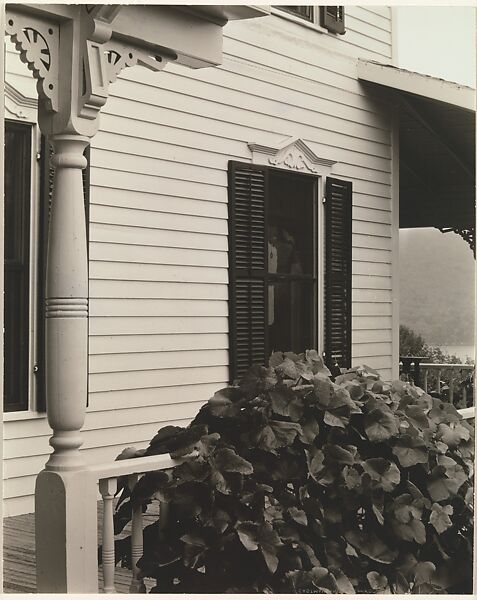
[449,369,455,405]
[99,478,117,594]
[423,369,428,393]
[129,474,146,593]
[437,370,442,395]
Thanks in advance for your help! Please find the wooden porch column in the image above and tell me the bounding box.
[44,134,89,471]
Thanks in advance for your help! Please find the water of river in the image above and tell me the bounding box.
[437,345,475,363]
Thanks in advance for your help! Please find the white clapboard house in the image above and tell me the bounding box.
[2,4,475,592]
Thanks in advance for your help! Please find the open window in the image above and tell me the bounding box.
[228,161,352,381]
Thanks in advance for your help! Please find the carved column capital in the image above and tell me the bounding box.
[6,6,176,137]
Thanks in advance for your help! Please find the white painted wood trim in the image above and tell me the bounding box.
[248,136,337,176]
[390,6,398,67]
[4,81,38,122]
[357,59,475,111]
[87,453,193,479]
[391,111,400,380]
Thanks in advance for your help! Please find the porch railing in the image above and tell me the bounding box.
[400,356,474,410]
[87,454,184,594]
[420,362,474,407]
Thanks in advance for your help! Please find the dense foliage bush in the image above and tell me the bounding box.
[112,351,474,593]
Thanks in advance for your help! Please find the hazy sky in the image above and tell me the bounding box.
[394,6,476,87]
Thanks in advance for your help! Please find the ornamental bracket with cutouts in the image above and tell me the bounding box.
[5,12,60,113]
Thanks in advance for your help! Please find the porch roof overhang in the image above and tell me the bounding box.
[357,60,475,234]
[10,4,270,69]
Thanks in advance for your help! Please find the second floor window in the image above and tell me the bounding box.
[280,6,314,22]
[277,6,346,35]
[320,6,345,34]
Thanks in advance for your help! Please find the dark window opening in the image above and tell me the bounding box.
[4,121,32,412]
[320,6,345,34]
[279,6,314,22]
[267,170,316,354]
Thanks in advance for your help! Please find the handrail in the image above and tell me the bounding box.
[87,452,195,593]
[458,407,475,420]
[419,362,474,370]
[419,362,474,406]
[87,453,184,479]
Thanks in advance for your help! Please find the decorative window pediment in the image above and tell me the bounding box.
[248,136,336,176]
[5,81,37,121]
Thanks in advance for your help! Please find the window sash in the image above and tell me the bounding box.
[279,5,314,21]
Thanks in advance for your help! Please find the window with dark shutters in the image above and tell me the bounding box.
[228,162,268,381]
[324,177,352,373]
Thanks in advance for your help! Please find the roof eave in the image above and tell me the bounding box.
[357,59,475,112]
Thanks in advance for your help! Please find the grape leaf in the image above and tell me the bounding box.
[237,521,283,573]
[363,458,400,492]
[289,506,308,525]
[392,434,428,467]
[364,407,399,441]
[430,503,453,534]
[213,448,253,475]
[270,420,302,446]
[299,417,320,444]
[345,530,398,564]
[437,422,470,448]
[367,571,388,591]
[324,444,357,466]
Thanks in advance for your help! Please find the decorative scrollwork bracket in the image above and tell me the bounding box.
[78,7,172,121]
[5,12,59,113]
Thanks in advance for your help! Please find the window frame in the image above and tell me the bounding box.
[266,167,320,356]
[273,5,345,35]
[4,118,43,418]
[278,5,314,22]
[228,161,325,381]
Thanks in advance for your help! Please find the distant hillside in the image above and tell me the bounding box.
[399,228,475,346]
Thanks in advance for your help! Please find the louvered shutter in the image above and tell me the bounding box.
[320,6,345,34]
[36,138,90,410]
[324,177,352,373]
[228,162,268,381]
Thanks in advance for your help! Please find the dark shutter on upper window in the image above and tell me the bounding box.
[324,177,352,373]
[320,6,345,34]
[228,162,268,382]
